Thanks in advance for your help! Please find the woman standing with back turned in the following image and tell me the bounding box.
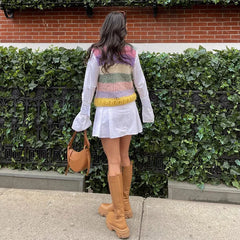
[72,11,154,239]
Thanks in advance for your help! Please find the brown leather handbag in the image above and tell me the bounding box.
[65,130,91,176]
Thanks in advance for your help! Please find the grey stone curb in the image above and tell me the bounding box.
[0,168,85,192]
[168,179,240,204]
[1,168,240,205]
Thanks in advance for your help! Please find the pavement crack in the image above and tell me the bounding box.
[138,197,146,240]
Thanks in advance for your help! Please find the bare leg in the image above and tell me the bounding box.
[101,138,121,176]
[120,135,131,167]
[98,135,133,219]
[101,137,130,238]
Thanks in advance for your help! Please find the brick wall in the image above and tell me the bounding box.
[0,5,239,43]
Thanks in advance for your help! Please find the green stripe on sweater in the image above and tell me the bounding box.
[99,73,132,83]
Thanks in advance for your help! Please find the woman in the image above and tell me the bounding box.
[72,11,154,239]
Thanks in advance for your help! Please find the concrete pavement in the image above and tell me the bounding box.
[0,188,239,240]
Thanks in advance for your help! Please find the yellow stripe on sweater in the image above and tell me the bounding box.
[94,93,137,107]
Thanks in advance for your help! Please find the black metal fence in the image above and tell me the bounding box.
[0,87,77,167]
[1,86,239,178]
[0,87,165,173]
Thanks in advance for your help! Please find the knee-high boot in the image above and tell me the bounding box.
[98,162,133,218]
[106,174,130,239]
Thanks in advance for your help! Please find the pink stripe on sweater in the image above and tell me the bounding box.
[123,45,136,58]
[97,81,134,92]
[92,48,101,57]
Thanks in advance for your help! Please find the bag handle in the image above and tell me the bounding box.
[68,130,90,149]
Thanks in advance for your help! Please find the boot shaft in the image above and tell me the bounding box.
[122,162,133,200]
[106,173,130,238]
[108,174,125,218]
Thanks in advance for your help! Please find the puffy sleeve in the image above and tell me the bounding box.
[71,52,99,132]
[133,52,154,123]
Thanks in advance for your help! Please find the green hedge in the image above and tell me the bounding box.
[0,46,240,197]
[140,47,240,191]
[1,0,240,10]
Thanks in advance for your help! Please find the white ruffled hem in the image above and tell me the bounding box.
[92,101,143,139]
[71,113,92,132]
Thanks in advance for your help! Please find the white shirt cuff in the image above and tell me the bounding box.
[142,105,155,123]
[71,112,92,132]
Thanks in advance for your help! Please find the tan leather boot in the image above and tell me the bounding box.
[98,162,133,218]
[122,162,133,218]
[106,174,130,239]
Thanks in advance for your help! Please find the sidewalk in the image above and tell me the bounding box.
[0,188,239,240]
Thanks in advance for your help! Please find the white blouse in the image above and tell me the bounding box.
[72,51,154,132]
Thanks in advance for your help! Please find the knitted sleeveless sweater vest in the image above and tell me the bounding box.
[93,45,137,107]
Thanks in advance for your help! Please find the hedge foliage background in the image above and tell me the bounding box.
[1,46,240,197]
[1,0,240,10]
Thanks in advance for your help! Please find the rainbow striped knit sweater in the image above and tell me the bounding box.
[93,45,137,107]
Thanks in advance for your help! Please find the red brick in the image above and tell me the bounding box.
[0,31,13,35]
[134,31,148,36]
[185,27,200,31]
[29,32,39,36]
[0,5,240,44]
[85,28,99,32]
[162,22,177,27]
[208,31,223,35]
[162,31,178,36]
[232,27,240,31]
[226,31,239,34]
[199,18,216,22]
[207,39,222,43]
[86,36,99,40]
[177,31,192,36]
[73,35,86,40]
[217,26,231,30]
[201,27,216,31]
[232,18,240,22]
[214,34,231,39]
[217,18,231,22]
[19,36,33,40]
[31,28,46,32]
[192,31,207,35]
[185,18,200,23]
[44,36,59,40]
[54,32,66,35]
[207,14,223,18]
[208,22,223,26]
[199,35,215,39]
[155,35,170,39]
[185,35,200,39]
[231,35,240,39]
[223,22,238,26]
